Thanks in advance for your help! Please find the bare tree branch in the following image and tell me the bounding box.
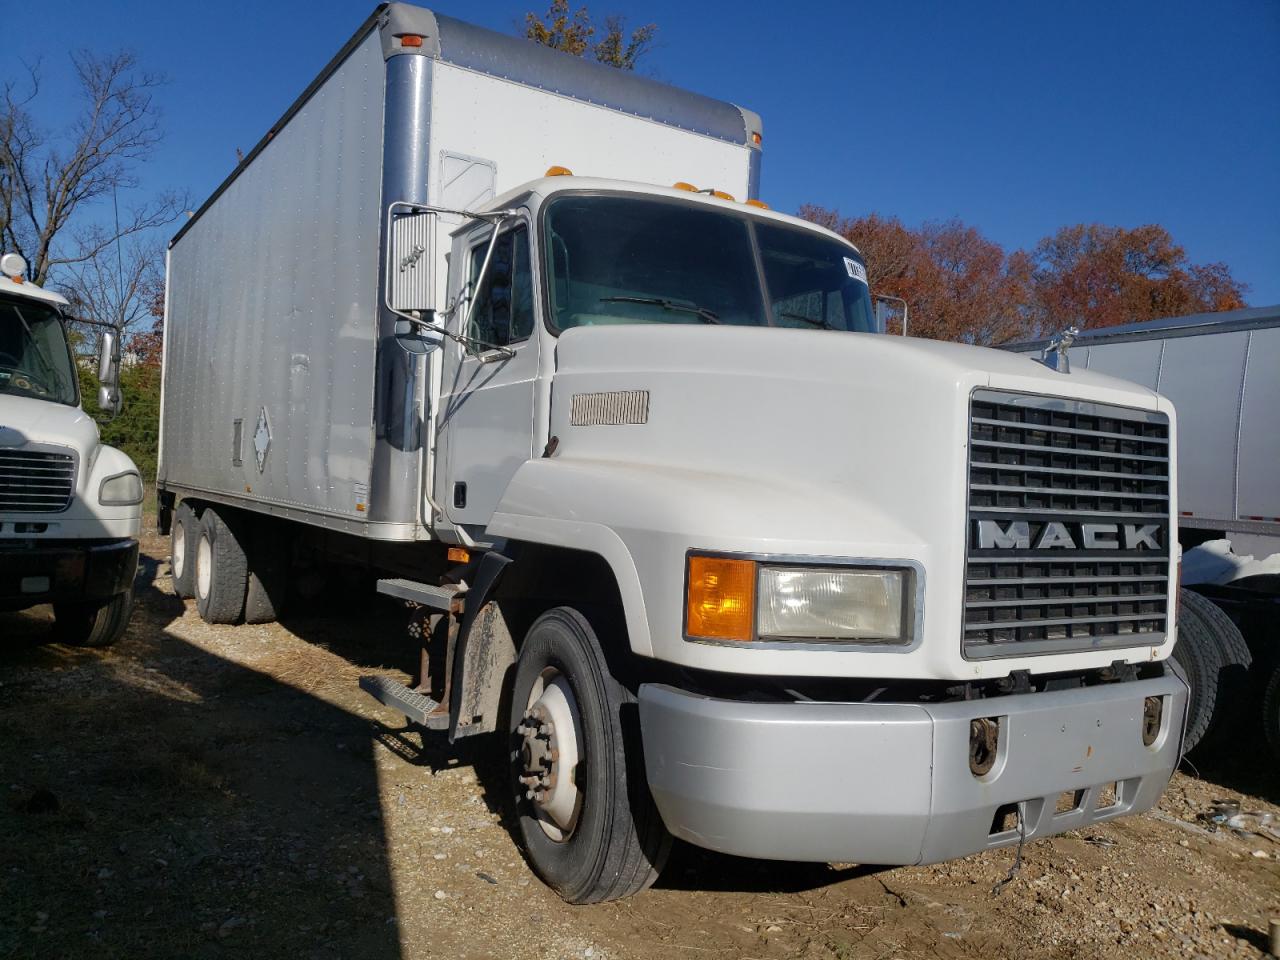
[58,234,164,341]
[0,49,185,289]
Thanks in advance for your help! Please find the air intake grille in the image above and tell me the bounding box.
[964,390,1171,659]
[0,448,76,513]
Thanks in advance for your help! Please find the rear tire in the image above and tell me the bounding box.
[244,524,290,624]
[170,501,199,599]
[505,606,670,904]
[1174,589,1250,753]
[54,590,133,647]
[194,508,249,624]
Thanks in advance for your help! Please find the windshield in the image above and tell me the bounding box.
[0,297,79,406]
[543,194,878,334]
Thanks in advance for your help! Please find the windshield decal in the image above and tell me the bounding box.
[844,257,868,285]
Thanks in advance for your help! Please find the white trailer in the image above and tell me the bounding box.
[1008,307,1280,757]
[160,3,1189,903]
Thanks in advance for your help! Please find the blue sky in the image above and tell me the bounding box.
[8,0,1279,303]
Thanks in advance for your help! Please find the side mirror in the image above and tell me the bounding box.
[386,202,437,315]
[97,330,123,418]
[873,294,909,337]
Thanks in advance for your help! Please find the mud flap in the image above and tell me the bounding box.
[448,550,516,741]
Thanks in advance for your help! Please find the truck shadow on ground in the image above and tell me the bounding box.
[0,574,403,959]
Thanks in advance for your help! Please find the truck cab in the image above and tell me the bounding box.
[0,253,141,646]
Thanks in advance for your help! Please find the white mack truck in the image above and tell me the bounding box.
[0,252,141,646]
[157,3,1189,903]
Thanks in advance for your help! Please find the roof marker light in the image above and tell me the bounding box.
[744,199,769,209]
[709,190,735,202]
[672,182,698,192]
[545,165,573,177]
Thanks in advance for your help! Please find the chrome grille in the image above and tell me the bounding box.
[964,390,1171,659]
[0,448,76,513]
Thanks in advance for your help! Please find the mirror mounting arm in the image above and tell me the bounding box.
[382,200,518,359]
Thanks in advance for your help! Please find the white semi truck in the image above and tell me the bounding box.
[158,3,1189,903]
[0,253,142,646]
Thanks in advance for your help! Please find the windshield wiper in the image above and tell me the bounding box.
[779,311,834,330]
[599,296,721,324]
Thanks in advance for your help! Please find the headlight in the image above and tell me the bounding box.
[99,470,144,506]
[758,566,905,642]
[685,554,914,645]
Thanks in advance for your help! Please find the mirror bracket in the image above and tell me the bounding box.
[382,199,519,359]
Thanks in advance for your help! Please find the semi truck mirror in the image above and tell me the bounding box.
[873,294,909,336]
[387,204,437,314]
[96,330,123,418]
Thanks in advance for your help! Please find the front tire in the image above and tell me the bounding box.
[54,590,133,647]
[194,508,249,624]
[506,607,670,904]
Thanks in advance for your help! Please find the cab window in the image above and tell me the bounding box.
[466,226,533,352]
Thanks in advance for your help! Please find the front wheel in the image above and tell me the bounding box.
[53,590,133,647]
[506,607,670,903]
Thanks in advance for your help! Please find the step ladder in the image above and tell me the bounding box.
[359,578,461,730]
[359,674,450,730]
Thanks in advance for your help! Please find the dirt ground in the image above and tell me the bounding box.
[3,531,1278,960]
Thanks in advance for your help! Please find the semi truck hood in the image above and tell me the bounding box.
[548,325,1163,516]
[0,393,99,453]
[492,324,1176,681]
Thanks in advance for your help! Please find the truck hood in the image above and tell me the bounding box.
[552,325,1161,410]
[544,323,1167,548]
[500,324,1176,680]
[0,392,99,453]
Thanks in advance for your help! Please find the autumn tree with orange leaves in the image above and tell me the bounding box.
[1025,223,1247,335]
[801,207,1248,344]
[800,206,1034,344]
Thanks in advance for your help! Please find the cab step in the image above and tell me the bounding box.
[359,675,450,730]
[376,577,459,611]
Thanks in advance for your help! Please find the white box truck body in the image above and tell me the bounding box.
[159,3,1189,903]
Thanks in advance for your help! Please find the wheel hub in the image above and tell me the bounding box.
[517,671,582,841]
[516,704,560,801]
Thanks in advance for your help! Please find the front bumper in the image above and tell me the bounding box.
[0,538,139,607]
[639,663,1187,864]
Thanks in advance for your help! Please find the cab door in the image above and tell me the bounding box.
[438,219,540,532]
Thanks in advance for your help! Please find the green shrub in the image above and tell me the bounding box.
[78,362,161,480]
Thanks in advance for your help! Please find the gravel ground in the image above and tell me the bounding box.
[2,531,1277,960]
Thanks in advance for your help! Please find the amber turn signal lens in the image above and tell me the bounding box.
[447,547,470,563]
[686,556,756,641]
[399,34,424,47]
